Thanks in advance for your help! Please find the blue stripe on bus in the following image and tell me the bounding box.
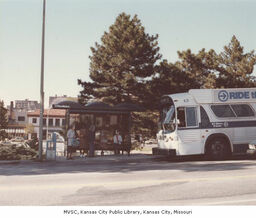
[177,120,256,130]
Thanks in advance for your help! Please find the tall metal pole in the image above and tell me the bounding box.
[39,0,46,161]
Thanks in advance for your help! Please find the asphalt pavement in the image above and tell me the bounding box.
[1,146,256,206]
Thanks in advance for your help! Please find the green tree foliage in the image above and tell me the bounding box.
[175,36,256,89]
[78,12,161,105]
[176,48,217,89]
[78,14,256,139]
[78,13,162,138]
[147,60,195,109]
[148,49,218,110]
[132,111,159,138]
[0,100,8,140]
[215,35,256,88]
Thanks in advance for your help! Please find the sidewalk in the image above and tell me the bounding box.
[0,144,156,165]
[56,144,154,163]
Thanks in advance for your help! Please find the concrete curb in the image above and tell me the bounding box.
[0,153,154,165]
[0,160,35,164]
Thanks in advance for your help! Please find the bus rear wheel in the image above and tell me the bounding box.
[206,138,230,160]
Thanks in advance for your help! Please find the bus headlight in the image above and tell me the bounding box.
[249,144,256,150]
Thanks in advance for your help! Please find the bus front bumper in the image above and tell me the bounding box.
[247,143,256,157]
[152,147,176,156]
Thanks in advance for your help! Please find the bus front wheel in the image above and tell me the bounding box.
[205,138,230,160]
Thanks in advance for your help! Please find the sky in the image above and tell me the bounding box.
[0,0,256,107]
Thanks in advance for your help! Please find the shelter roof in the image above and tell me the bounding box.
[113,103,145,112]
[52,101,145,114]
[85,102,113,110]
[52,101,86,110]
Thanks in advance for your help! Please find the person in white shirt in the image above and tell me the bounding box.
[113,130,122,155]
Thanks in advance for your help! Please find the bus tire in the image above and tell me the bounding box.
[205,137,231,160]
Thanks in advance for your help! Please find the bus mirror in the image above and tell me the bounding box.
[176,119,180,125]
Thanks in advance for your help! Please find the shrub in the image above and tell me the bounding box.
[0,143,37,160]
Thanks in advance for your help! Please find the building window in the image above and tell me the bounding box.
[43,130,47,140]
[43,118,46,126]
[32,118,37,124]
[49,119,53,127]
[18,116,25,121]
[55,119,60,126]
[62,119,66,126]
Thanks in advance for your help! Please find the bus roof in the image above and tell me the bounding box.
[166,88,256,105]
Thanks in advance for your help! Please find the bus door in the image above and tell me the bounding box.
[176,106,202,155]
[157,105,176,149]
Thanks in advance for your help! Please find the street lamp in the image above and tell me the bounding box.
[39,0,46,161]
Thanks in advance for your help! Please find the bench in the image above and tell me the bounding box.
[71,142,131,156]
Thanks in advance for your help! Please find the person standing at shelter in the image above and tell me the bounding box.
[113,130,122,155]
[88,123,96,157]
[67,125,76,160]
[79,124,87,158]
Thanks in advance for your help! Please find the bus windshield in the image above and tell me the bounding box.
[162,105,176,132]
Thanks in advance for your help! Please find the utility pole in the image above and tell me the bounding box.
[39,0,46,161]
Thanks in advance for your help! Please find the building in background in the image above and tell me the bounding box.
[6,100,40,138]
[7,99,40,125]
[15,99,40,110]
[5,96,78,139]
[27,109,66,140]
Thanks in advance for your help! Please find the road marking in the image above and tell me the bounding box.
[1,174,256,191]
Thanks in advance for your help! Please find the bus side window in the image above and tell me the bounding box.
[177,107,186,128]
[200,106,210,128]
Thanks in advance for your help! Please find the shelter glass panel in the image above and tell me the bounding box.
[110,115,118,125]
[96,117,103,128]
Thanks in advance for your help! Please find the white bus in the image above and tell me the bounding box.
[153,88,256,159]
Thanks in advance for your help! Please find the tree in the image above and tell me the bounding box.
[146,60,193,109]
[215,35,256,88]
[173,36,256,89]
[78,12,162,105]
[132,111,159,138]
[175,48,217,89]
[0,100,8,140]
[25,124,34,135]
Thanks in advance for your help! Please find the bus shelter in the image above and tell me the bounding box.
[52,101,144,154]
